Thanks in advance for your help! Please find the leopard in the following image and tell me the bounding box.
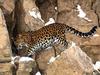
[14,23,97,56]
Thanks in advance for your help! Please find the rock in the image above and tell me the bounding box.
[35,44,62,74]
[16,57,37,75]
[57,0,98,27]
[35,47,57,74]
[36,0,57,22]
[14,0,44,33]
[0,63,13,75]
[45,45,94,75]
[0,0,15,13]
[0,8,12,62]
[0,0,15,36]
[81,45,100,63]
[93,0,100,26]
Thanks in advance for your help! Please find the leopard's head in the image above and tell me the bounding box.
[14,32,33,56]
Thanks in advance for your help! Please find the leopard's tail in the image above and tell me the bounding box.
[66,25,98,37]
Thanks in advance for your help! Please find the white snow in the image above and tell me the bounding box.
[93,34,100,37]
[48,55,60,64]
[70,42,76,48]
[29,8,44,22]
[19,57,34,62]
[84,17,92,22]
[93,61,100,73]
[11,56,34,64]
[11,56,20,64]
[76,4,92,22]
[77,5,86,18]
[55,7,57,10]
[45,18,55,26]
[35,71,41,75]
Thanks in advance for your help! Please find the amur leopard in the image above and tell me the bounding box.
[14,23,97,56]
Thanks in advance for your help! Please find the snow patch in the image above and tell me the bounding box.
[70,42,76,47]
[11,56,34,64]
[76,4,92,22]
[48,55,60,64]
[19,57,34,62]
[35,71,41,75]
[84,17,92,22]
[93,34,100,37]
[55,7,57,10]
[45,18,55,25]
[29,8,44,22]
[11,56,20,64]
[93,61,100,73]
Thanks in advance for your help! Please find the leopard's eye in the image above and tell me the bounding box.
[17,43,23,50]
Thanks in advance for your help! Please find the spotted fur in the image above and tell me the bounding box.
[15,23,97,56]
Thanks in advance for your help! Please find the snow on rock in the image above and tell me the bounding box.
[45,18,55,26]
[48,55,60,64]
[11,56,20,65]
[93,34,100,37]
[77,5,86,18]
[83,17,92,22]
[11,56,34,64]
[70,42,76,48]
[29,8,44,22]
[93,61,100,73]
[35,71,41,75]
[19,57,34,62]
[55,7,57,10]
[76,4,92,22]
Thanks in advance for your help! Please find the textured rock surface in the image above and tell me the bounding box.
[36,0,57,22]
[45,46,94,75]
[93,0,100,26]
[81,45,100,63]
[57,0,98,26]
[36,47,56,73]
[0,63,13,75]
[0,0,15,36]
[14,0,44,33]
[0,0,15,13]
[0,8,12,75]
[0,8,12,62]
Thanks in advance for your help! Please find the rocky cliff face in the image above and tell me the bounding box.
[0,8,12,75]
[0,0,100,75]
